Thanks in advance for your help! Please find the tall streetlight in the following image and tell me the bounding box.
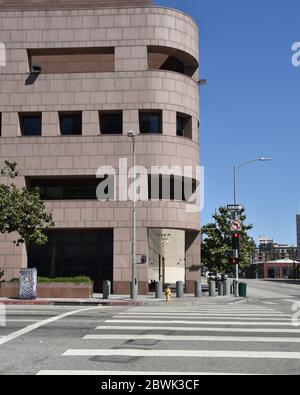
[233,157,272,295]
[127,131,138,300]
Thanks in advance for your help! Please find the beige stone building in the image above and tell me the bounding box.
[0,0,201,294]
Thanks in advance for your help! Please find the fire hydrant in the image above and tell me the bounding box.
[165,287,171,303]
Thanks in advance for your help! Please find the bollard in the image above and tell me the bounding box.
[218,281,224,296]
[223,280,229,296]
[232,280,238,296]
[103,280,111,299]
[195,280,202,298]
[155,281,163,299]
[176,281,184,298]
[209,280,216,297]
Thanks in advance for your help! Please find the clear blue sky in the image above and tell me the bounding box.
[156,0,300,245]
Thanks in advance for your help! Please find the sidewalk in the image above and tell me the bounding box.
[0,293,246,306]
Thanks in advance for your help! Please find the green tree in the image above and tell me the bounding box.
[0,161,54,246]
[201,206,256,273]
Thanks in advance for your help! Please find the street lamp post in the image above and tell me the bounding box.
[128,131,137,301]
[233,157,272,296]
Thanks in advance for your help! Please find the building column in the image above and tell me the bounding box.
[185,230,201,293]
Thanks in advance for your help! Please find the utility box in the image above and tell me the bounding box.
[19,268,37,300]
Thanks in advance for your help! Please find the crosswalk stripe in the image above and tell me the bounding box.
[118,313,291,317]
[112,316,292,323]
[63,349,300,359]
[83,334,300,343]
[95,325,300,334]
[106,319,294,326]
[36,370,258,376]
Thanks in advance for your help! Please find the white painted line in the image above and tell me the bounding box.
[114,313,291,320]
[36,370,257,376]
[262,302,277,305]
[96,325,300,334]
[106,319,294,326]
[63,349,300,359]
[83,334,300,343]
[0,306,101,347]
[114,316,290,322]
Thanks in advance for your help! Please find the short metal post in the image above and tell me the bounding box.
[103,280,111,299]
[155,281,163,299]
[209,280,216,297]
[176,281,184,298]
[195,281,202,297]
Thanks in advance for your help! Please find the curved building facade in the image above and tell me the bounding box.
[0,0,201,294]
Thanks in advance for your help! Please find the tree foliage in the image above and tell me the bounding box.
[201,206,256,273]
[0,161,54,246]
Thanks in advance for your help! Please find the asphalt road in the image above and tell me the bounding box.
[0,280,299,376]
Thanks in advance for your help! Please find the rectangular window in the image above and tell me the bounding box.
[19,113,42,136]
[176,113,192,139]
[99,111,123,135]
[59,112,82,136]
[139,111,162,134]
[27,177,113,201]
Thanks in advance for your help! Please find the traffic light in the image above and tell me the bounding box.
[232,233,241,250]
[232,257,239,265]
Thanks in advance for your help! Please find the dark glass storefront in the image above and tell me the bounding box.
[27,229,113,292]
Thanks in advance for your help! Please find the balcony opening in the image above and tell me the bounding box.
[148,175,197,202]
[59,112,82,136]
[176,113,192,139]
[148,46,198,78]
[27,47,115,74]
[139,110,162,134]
[27,176,113,201]
[99,111,123,135]
[19,112,42,136]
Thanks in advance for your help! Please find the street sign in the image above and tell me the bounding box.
[230,220,242,232]
[227,205,244,212]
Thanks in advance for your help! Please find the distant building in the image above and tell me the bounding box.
[246,236,298,279]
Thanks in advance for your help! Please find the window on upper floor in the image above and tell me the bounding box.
[27,176,112,201]
[139,110,162,134]
[59,112,82,136]
[148,175,197,202]
[99,111,123,135]
[19,112,42,136]
[27,47,115,74]
[148,46,199,78]
[176,113,192,139]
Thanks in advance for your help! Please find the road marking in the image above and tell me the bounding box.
[262,302,277,305]
[63,349,300,359]
[106,319,294,326]
[0,306,101,347]
[4,319,41,322]
[36,370,258,376]
[117,313,289,317]
[83,334,300,343]
[113,316,290,322]
[96,325,300,334]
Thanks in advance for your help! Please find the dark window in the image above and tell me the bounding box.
[27,177,112,200]
[148,175,197,201]
[19,113,42,136]
[59,112,82,135]
[176,113,192,139]
[100,111,123,135]
[139,111,162,134]
[27,229,113,293]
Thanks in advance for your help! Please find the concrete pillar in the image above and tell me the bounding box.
[155,281,163,299]
[218,281,224,296]
[176,281,184,298]
[103,280,111,299]
[209,280,216,297]
[223,280,229,296]
[195,280,202,297]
